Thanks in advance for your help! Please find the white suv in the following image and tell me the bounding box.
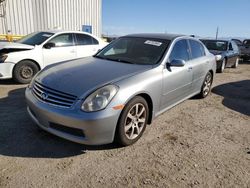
[0,30,107,83]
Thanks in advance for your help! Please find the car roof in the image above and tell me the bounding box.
[123,33,184,41]
[200,38,232,42]
[40,30,94,36]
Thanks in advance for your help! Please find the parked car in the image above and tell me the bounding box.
[240,39,250,61]
[200,39,240,73]
[231,38,243,46]
[0,30,107,83]
[26,34,216,146]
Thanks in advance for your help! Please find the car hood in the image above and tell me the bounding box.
[209,50,224,55]
[0,42,34,50]
[36,57,152,98]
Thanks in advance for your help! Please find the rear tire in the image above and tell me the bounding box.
[13,60,39,84]
[232,57,239,68]
[115,96,149,146]
[198,72,213,98]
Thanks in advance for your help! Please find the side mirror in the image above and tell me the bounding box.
[169,59,185,67]
[44,42,55,49]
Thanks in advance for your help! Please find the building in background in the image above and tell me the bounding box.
[0,0,102,37]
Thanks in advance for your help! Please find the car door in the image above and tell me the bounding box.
[42,33,77,66]
[231,41,239,62]
[75,33,100,58]
[160,39,193,110]
[188,39,208,93]
[227,42,236,66]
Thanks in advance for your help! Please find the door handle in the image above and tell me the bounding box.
[188,67,193,72]
[70,50,76,53]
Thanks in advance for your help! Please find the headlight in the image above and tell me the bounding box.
[0,54,8,63]
[81,85,118,112]
[215,55,222,61]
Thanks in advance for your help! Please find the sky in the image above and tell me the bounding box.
[102,0,250,38]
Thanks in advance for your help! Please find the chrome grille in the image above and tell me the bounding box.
[32,81,77,108]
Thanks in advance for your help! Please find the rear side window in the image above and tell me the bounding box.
[169,40,190,62]
[75,34,99,45]
[189,40,205,59]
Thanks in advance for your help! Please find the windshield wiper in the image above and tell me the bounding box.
[94,55,135,64]
[93,55,106,59]
[114,58,135,64]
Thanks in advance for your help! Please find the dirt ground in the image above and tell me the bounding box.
[0,63,249,188]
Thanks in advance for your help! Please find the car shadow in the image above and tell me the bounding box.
[239,60,250,64]
[212,80,250,116]
[0,79,18,85]
[0,87,118,159]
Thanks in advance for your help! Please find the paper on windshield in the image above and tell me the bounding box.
[42,34,53,37]
[144,40,162,46]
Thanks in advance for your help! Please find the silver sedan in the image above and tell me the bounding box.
[25,34,216,146]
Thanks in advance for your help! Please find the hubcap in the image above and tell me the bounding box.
[203,74,212,96]
[124,103,146,140]
[235,58,239,67]
[20,66,33,79]
[221,59,225,71]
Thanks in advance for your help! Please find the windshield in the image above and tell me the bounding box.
[201,40,228,51]
[17,32,54,46]
[95,37,170,65]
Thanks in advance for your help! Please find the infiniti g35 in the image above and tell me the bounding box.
[25,34,216,146]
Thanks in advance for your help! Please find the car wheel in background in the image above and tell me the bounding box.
[13,60,39,84]
[218,58,226,73]
[199,72,213,98]
[116,96,149,146]
[232,57,239,68]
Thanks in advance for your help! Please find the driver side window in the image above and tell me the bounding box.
[48,34,74,47]
[169,40,190,62]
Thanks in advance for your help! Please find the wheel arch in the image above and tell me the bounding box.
[224,56,228,64]
[136,93,153,125]
[13,59,41,76]
[118,92,154,125]
[209,69,214,81]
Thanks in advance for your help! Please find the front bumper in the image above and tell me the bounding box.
[0,62,15,79]
[25,87,121,145]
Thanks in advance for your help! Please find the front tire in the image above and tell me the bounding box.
[115,96,149,146]
[199,72,213,98]
[13,60,39,84]
[218,58,226,73]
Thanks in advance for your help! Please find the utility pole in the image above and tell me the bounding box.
[215,26,219,40]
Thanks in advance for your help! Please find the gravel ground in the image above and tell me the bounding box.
[0,63,249,188]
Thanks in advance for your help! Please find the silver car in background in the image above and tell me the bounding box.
[25,34,216,146]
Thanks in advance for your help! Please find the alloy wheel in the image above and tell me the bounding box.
[221,59,225,72]
[203,73,212,97]
[124,103,146,140]
[234,58,239,68]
